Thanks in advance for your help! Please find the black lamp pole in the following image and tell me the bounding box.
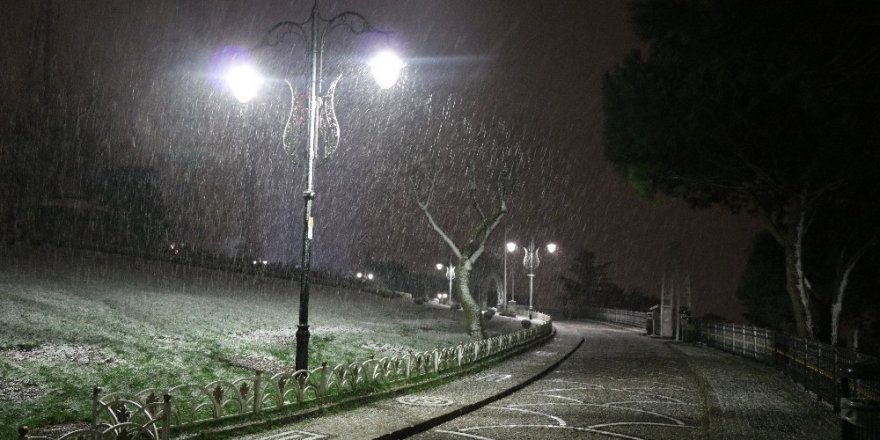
[523,239,540,320]
[257,0,384,372]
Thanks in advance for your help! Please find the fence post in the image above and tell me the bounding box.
[736,324,741,355]
[729,323,733,353]
[833,351,840,412]
[723,323,729,352]
[753,326,758,359]
[92,387,101,430]
[253,371,262,413]
[774,332,782,371]
[161,394,172,440]
[708,322,715,348]
[776,330,782,368]
[784,334,792,377]
[727,323,732,353]
[803,339,808,386]
[816,344,822,401]
[728,324,733,353]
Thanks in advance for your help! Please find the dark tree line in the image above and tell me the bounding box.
[559,248,655,318]
[738,229,880,353]
[367,254,504,309]
[1,0,171,251]
[603,0,880,343]
[367,260,446,299]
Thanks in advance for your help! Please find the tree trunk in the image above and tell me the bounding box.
[415,183,505,340]
[831,237,876,345]
[830,276,847,346]
[783,228,813,339]
[456,258,484,339]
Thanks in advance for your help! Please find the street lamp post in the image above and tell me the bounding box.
[522,239,557,319]
[224,0,403,372]
[504,241,517,312]
[437,259,455,305]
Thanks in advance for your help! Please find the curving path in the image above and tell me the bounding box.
[411,321,838,440]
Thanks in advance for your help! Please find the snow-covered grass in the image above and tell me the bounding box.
[0,245,520,437]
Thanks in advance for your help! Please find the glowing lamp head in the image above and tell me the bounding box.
[436,263,444,271]
[367,273,374,280]
[224,64,263,103]
[356,272,363,279]
[546,243,558,254]
[368,50,405,89]
[506,242,517,252]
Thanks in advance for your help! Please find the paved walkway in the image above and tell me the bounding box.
[221,321,839,440]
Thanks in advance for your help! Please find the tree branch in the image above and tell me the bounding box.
[417,200,462,259]
[466,199,507,264]
[468,163,486,220]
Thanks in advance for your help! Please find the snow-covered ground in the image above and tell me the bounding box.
[0,245,521,437]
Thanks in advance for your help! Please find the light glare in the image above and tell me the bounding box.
[506,242,517,252]
[369,51,405,89]
[225,64,263,103]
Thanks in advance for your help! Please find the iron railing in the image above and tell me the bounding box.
[18,321,552,440]
[702,320,879,409]
[585,307,646,328]
[586,307,880,413]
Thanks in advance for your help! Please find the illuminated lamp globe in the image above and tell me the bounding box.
[368,51,405,89]
[224,64,263,104]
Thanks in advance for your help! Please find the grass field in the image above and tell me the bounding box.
[0,245,519,438]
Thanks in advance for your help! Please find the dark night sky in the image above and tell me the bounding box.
[1,0,764,319]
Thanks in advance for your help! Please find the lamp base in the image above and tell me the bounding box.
[503,301,518,317]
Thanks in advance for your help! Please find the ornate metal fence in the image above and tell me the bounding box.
[18,321,552,440]
[700,321,880,408]
[584,307,646,328]
[531,311,552,323]
[586,307,880,414]
[701,320,880,410]
[700,320,775,362]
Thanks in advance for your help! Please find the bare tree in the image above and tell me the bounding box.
[414,165,508,339]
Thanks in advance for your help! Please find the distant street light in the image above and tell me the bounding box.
[504,241,517,308]
[437,259,455,305]
[355,271,375,281]
[223,0,404,372]
[522,239,558,319]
